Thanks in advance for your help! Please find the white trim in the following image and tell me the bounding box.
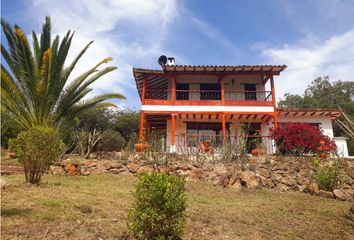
[141,105,274,113]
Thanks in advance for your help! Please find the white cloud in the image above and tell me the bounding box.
[260,29,354,103]
[27,0,179,107]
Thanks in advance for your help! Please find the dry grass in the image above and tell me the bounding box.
[1,174,353,240]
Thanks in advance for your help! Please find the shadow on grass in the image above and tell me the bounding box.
[1,208,32,217]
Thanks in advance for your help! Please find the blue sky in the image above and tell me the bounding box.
[2,0,354,109]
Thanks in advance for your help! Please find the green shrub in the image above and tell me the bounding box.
[128,173,187,240]
[315,165,343,191]
[100,129,125,151]
[9,127,64,184]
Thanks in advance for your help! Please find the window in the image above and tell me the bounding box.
[244,83,257,100]
[200,84,221,100]
[176,83,189,100]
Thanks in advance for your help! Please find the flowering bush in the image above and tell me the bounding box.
[270,122,336,156]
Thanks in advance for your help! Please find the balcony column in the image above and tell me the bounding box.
[220,75,225,105]
[270,75,278,128]
[170,113,177,152]
[145,119,150,141]
[221,114,227,143]
[139,111,145,143]
[171,75,176,104]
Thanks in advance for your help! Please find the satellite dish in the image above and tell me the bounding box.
[158,55,167,66]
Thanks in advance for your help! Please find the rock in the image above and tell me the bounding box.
[350,204,354,214]
[65,163,80,176]
[270,173,282,183]
[188,167,204,180]
[214,163,228,175]
[49,165,65,175]
[176,169,190,177]
[318,190,334,199]
[138,166,154,174]
[333,187,354,201]
[158,166,170,174]
[281,177,297,187]
[81,170,91,176]
[275,183,289,192]
[219,172,232,188]
[83,160,97,168]
[259,168,270,178]
[262,177,274,188]
[178,162,192,171]
[296,176,310,186]
[306,183,319,195]
[229,179,242,191]
[8,152,16,158]
[239,171,261,189]
[108,168,125,174]
[348,168,354,179]
[110,162,124,169]
[1,178,7,189]
[298,185,307,192]
[126,163,140,173]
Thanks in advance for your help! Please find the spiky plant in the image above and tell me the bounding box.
[1,16,125,130]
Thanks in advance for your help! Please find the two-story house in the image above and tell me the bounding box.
[133,60,349,157]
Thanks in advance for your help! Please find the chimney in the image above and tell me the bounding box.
[167,57,175,66]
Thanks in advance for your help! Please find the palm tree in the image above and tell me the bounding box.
[1,16,125,130]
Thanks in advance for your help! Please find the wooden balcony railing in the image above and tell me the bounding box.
[145,89,272,102]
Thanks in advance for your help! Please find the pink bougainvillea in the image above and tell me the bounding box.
[270,122,336,156]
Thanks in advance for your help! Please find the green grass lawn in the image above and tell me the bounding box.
[1,174,353,240]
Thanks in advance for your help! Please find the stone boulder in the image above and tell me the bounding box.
[214,163,228,176]
[281,177,297,187]
[219,172,232,188]
[126,162,140,173]
[318,190,334,199]
[333,185,354,201]
[137,166,154,174]
[306,182,319,195]
[188,167,204,180]
[239,171,261,189]
[296,175,310,186]
[49,165,65,175]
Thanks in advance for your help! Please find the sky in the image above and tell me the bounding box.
[2,0,354,110]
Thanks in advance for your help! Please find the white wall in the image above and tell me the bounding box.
[277,116,334,137]
[334,137,349,157]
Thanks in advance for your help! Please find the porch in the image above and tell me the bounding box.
[139,112,277,155]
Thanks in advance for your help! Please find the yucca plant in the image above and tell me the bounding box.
[1,16,125,130]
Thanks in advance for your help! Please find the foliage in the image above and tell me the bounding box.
[1,16,125,131]
[220,129,249,169]
[113,110,141,140]
[278,76,354,154]
[100,129,126,151]
[270,122,336,156]
[128,173,187,240]
[1,112,20,148]
[8,126,64,184]
[74,129,101,159]
[315,165,343,191]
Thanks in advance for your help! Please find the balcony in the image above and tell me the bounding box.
[144,89,273,106]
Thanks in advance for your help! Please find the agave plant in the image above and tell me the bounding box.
[1,16,125,130]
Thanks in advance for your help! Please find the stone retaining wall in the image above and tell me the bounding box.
[50,155,354,201]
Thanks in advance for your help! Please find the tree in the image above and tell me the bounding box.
[278,76,354,154]
[1,16,125,131]
[113,110,141,140]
